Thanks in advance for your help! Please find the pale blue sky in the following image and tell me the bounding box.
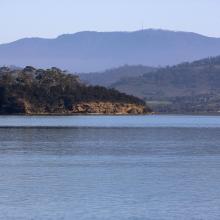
[0,0,220,43]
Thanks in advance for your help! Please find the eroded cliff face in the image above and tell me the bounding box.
[23,101,151,115]
[72,102,151,114]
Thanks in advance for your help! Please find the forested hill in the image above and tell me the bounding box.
[0,66,151,115]
[111,56,220,113]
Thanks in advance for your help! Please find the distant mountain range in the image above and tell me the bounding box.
[1,29,220,72]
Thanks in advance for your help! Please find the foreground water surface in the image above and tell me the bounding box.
[0,115,220,220]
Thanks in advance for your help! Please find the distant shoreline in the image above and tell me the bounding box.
[1,112,220,116]
[0,113,154,117]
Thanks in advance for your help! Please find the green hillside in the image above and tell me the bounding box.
[112,56,220,113]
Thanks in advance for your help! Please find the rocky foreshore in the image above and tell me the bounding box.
[22,101,151,115]
[71,102,150,114]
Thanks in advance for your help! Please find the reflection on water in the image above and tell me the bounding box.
[0,116,220,219]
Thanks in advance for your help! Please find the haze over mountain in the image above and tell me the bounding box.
[1,29,220,72]
[79,65,156,87]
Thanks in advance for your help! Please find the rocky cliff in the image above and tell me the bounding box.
[22,101,150,115]
[72,102,150,115]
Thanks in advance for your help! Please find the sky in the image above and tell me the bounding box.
[0,0,220,43]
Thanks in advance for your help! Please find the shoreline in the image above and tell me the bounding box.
[1,112,220,116]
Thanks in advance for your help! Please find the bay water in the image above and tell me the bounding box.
[0,115,220,219]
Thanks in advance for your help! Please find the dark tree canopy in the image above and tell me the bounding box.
[0,66,146,114]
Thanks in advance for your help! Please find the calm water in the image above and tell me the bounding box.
[0,115,220,220]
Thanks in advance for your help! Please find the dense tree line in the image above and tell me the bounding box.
[0,66,146,114]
